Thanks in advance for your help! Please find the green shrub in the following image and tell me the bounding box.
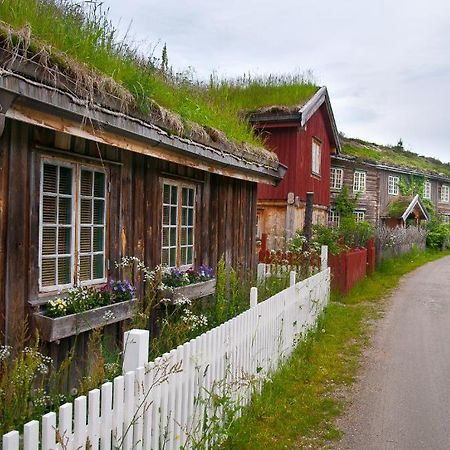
[339,218,374,248]
[426,219,450,249]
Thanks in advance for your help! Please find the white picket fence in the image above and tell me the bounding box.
[2,249,330,450]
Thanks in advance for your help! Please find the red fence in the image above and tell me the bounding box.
[328,247,369,294]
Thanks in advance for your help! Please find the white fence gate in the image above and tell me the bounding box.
[2,250,330,450]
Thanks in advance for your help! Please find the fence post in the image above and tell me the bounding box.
[289,271,296,287]
[321,245,328,271]
[123,329,149,373]
[257,263,266,283]
[250,287,258,308]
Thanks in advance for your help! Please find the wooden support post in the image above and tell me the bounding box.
[304,192,314,244]
[250,287,258,308]
[122,329,149,373]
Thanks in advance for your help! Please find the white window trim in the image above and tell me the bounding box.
[330,167,343,190]
[162,178,196,270]
[312,139,321,176]
[424,180,432,199]
[353,171,366,193]
[328,209,340,227]
[39,158,108,293]
[388,175,400,196]
[441,184,450,203]
[354,210,366,223]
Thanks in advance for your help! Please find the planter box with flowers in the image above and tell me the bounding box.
[161,265,216,303]
[33,280,137,342]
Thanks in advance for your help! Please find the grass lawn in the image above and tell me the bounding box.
[224,248,450,449]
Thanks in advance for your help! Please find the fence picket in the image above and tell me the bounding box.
[2,263,330,450]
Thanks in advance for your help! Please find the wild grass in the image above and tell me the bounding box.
[342,138,450,177]
[0,0,317,151]
[224,248,450,449]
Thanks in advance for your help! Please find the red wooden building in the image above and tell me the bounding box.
[251,87,340,249]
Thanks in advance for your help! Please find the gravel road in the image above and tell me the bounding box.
[334,255,450,450]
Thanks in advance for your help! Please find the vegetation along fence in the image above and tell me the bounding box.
[2,248,331,450]
[375,226,426,263]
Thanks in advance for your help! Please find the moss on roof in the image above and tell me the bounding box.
[341,136,450,178]
[0,0,318,167]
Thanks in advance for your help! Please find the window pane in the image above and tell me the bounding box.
[43,196,57,223]
[170,185,178,204]
[58,197,72,224]
[188,228,193,245]
[180,228,187,246]
[187,247,193,264]
[80,199,92,224]
[170,227,176,246]
[181,208,187,226]
[163,205,170,225]
[163,185,170,204]
[79,255,92,281]
[188,209,194,226]
[189,189,194,206]
[93,227,104,252]
[59,167,72,195]
[181,246,187,264]
[42,227,56,255]
[58,227,71,254]
[43,164,57,193]
[93,199,105,225]
[41,258,56,287]
[162,248,169,265]
[170,206,177,225]
[80,170,93,196]
[58,257,71,285]
[182,188,188,206]
[93,254,104,279]
[80,227,92,253]
[169,247,176,266]
[94,172,105,198]
[162,227,169,247]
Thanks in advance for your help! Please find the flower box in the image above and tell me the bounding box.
[163,278,216,302]
[33,299,137,342]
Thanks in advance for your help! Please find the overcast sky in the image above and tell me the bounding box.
[103,0,450,163]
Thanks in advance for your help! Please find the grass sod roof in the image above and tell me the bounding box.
[340,136,450,178]
[0,0,319,169]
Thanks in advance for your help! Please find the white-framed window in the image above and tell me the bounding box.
[424,180,432,199]
[328,209,340,227]
[162,181,195,268]
[353,170,366,193]
[39,160,107,292]
[354,210,366,223]
[443,214,450,224]
[441,185,450,203]
[330,167,343,190]
[388,175,400,196]
[312,139,321,176]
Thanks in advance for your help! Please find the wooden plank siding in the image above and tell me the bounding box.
[330,159,379,225]
[0,118,258,349]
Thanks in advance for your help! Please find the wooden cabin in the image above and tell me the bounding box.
[250,87,341,249]
[0,53,285,354]
[330,154,450,226]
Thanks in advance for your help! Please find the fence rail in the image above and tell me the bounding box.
[2,249,330,450]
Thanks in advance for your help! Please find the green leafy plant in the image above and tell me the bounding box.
[334,186,359,219]
[339,217,374,248]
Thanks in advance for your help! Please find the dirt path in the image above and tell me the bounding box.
[334,256,450,450]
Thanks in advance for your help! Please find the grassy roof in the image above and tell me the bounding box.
[341,136,450,178]
[0,0,318,165]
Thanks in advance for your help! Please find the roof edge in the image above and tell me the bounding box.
[401,194,430,222]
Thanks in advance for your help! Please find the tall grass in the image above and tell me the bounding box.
[0,0,317,149]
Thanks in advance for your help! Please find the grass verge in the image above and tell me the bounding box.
[224,248,450,449]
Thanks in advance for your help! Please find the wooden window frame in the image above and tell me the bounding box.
[353,210,366,223]
[330,167,343,190]
[424,180,432,199]
[328,209,340,227]
[353,170,366,193]
[161,178,196,270]
[38,157,108,293]
[312,138,321,176]
[388,175,400,196]
[441,184,450,203]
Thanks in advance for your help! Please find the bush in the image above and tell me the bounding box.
[426,219,450,249]
[339,218,374,249]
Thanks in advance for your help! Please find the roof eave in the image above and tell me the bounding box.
[0,70,285,185]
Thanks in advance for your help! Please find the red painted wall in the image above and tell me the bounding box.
[257,104,332,207]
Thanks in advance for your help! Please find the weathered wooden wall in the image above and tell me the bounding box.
[0,118,257,355]
[330,158,379,225]
[257,104,333,207]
